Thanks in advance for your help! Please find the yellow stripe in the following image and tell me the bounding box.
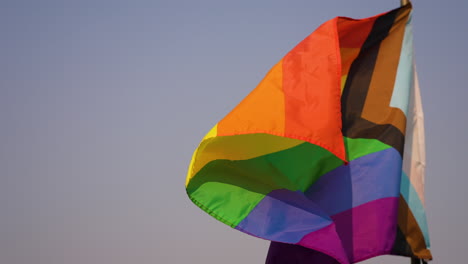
[185,133,305,186]
[203,125,217,141]
[186,125,218,186]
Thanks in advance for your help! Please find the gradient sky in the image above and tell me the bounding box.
[1,0,467,263]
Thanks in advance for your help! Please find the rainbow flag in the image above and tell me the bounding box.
[186,3,432,264]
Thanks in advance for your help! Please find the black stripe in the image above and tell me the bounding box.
[342,8,399,116]
[341,7,405,155]
[344,118,405,156]
[391,226,417,258]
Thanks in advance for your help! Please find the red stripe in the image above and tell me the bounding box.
[282,18,345,161]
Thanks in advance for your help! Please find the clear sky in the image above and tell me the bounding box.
[1,0,467,263]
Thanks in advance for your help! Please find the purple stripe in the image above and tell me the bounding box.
[267,238,342,264]
[331,197,399,262]
[265,198,399,264]
[297,223,350,264]
[236,189,332,243]
[305,147,401,215]
[296,197,399,263]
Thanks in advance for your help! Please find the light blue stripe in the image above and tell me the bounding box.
[401,171,431,247]
[390,14,414,116]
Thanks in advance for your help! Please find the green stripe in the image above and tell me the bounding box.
[345,137,392,161]
[187,136,393,226]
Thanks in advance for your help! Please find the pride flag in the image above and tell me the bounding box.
[186,3,432,263]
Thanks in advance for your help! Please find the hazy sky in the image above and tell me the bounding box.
[1,0,467,263]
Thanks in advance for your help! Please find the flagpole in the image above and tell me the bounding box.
[400,0,409,5]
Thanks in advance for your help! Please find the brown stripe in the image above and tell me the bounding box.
[398,195,433,260]
[361,8,410,134]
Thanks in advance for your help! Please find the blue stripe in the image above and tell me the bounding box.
[236,189,332,243]
[236,148,404,244]
[305,148,402,215]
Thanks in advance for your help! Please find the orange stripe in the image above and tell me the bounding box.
[218,60,285,136]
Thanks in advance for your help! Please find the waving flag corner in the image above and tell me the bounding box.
[186,2,432,263]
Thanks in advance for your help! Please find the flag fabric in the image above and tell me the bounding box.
[185,3,432,264]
